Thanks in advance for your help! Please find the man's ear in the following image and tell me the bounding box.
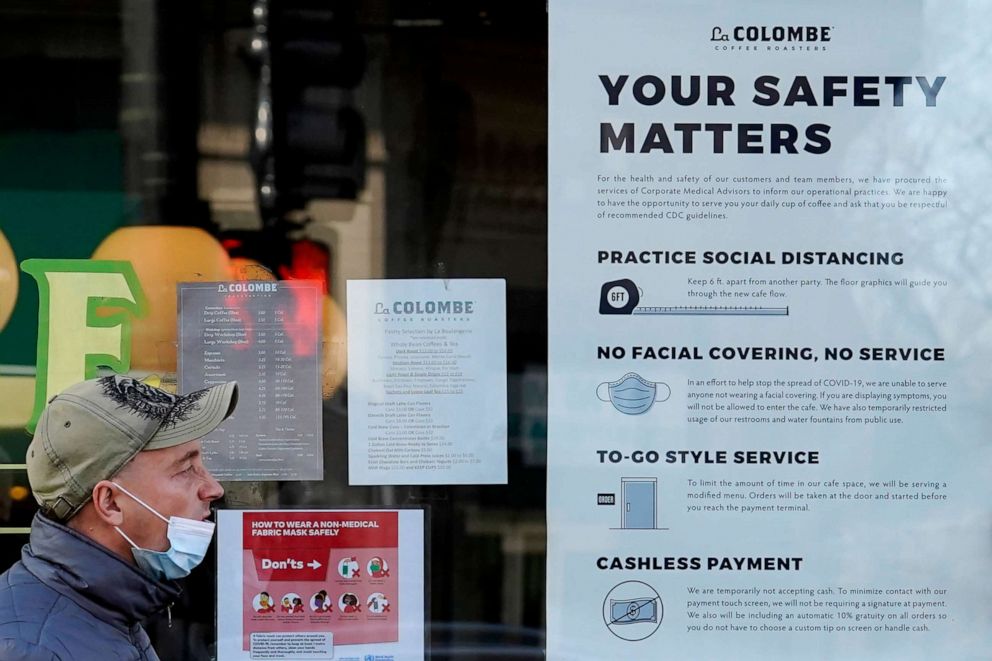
[91,480,125,526]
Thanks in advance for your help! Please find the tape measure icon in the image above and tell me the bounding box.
[600,279,641,314]
[599,278,788,316]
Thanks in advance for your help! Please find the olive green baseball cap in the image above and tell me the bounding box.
[27,375,238,521]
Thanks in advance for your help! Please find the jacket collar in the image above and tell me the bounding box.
[21,512,182,629]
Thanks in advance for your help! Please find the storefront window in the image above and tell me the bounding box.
[0,1,546,658]
[3,2,991,660]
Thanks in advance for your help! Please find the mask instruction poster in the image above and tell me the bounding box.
[178,280,323,481]
[216,509,425,660]
[347,278,507,485]
[547,1,992,659]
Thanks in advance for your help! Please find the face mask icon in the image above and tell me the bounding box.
[597,373,670,415]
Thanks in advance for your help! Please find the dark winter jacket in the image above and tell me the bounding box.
[0,513,181,660]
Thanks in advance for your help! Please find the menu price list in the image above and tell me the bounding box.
[179,281,323,481]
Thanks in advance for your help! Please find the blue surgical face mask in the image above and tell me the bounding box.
[597,373,671,415]
[112,482,215,581]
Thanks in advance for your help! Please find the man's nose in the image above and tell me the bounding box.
[199,469,225,502]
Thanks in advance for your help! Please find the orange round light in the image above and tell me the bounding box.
[92,226,231,374]
[0,229,17,332]
[9,485,29,502]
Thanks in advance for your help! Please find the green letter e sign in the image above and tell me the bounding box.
[21,259,147,432]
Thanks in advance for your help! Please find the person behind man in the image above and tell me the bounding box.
[0,375,238,660]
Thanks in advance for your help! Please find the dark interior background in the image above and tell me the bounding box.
[0,1,548,658]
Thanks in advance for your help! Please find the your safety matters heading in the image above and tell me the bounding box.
[598,74,946,154]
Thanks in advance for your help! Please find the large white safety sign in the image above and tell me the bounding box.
[547,1,992,659]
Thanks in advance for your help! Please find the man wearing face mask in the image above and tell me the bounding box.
[0,375,237,660]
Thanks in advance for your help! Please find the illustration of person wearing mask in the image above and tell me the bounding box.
[256,592,276,613]
[312,590,332,613]
[342,593,360,613]
[368,556,388,579]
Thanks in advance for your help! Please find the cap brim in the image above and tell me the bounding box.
[145,381,239,450]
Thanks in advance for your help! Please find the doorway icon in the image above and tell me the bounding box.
[621,478,660,530]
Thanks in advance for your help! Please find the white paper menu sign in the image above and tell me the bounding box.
[346,279,507,485]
